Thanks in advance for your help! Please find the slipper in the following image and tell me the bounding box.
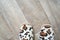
[19,24,34,40]
[39,24,54,40]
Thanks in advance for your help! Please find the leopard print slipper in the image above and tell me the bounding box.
[39,24,54,40]
[19,24,34,40]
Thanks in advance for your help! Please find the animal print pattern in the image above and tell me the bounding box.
[39,24,54,40]
[19,24,34,40]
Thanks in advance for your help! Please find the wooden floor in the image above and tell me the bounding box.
[0,0,60,40]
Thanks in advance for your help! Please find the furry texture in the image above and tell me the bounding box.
[19,24,33,40]
[39,24,54,40]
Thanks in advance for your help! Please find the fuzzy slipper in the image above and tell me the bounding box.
[39,24,54,40]
[19,24,34,40]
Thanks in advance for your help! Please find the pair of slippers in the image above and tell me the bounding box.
[19,24,54,40]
